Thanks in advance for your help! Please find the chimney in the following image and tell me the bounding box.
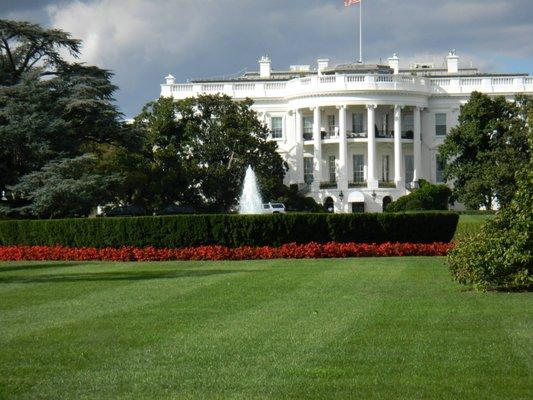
[446,50,459,74]
[165,74,175,85]
[388,53,400,75]
[259,56,271,78]
[317,59,330,75]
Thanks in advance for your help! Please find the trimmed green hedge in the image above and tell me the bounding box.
[0,213,459,248]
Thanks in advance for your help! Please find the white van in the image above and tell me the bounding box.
[262,202,286,214]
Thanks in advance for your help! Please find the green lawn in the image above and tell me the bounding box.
[454,214,495,240]
[0,258,531,399]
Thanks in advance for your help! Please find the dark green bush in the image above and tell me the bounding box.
[387,180,452,212]
[0,213,459,248]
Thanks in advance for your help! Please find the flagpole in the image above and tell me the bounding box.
[359,0,363,63]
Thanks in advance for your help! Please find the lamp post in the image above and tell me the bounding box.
[371,190,377,201]
[339,191,344,201]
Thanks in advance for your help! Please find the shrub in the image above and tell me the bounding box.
[387,180,452,212]
[0,213,459,248]
[447,136,532,290]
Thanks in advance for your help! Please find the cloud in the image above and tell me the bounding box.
[38,0,533,117]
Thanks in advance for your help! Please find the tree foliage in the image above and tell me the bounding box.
[439,92,531,210]
[0,19,132,217]
[447,109,533,290]
[386,180,452,212]
[116,95,287,212]
[4,155,122,219]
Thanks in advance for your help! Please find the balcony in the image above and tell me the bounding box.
[347,131,367,139]
[379,181,396,188]
[402,130,414,139]
[320,181,338,189]
[303,132,313,141]
[375,129,394,139]
[348,181,366,188]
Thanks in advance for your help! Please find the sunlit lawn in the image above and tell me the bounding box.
[0,258,530,399]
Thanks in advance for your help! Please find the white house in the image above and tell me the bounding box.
[161,51,533,213]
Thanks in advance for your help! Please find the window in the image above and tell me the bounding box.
[327,115,336,135]
[435,113,447,136]
[303,116,313,140]
[352,113,364,133]
[353,154,364,183]
[404,155,414,184]
[436,158,445,183]
[271,117,283,139]
[328,156,336,183]
[402,113,414,135]
[381,114,390,136]
[304,157,314,184]
[381,155,390,182]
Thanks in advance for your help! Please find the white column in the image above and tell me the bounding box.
[338,105,348,191]
[295,109,304,184]
[312,106,322,189]
[394,105,403,188]
[413,106,422,183]
[366,105,378,189]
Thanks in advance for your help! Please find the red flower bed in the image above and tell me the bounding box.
[0,242,453,262]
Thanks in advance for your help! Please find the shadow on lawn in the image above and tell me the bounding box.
[0,262,85,273]
[0,269,250,284]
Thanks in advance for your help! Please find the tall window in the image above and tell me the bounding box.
[327,115,336,135]
[435,113,447,136]
[328,156,336,183]
[382,114,390,136]
[353,154,364,183]
[304,157,314,184]
[402,113,414,134]
[382,155,390,182]
[404,155,414,184]
[436,158,445,183]
[352,113,364,133]
[271,117,283,139]
[303,116,313,140]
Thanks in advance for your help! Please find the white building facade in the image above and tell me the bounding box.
[161,52,533,213]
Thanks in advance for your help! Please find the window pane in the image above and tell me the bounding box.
[404,155,414,183]
[352,113,363,133]
[303,116,313,140]
[304,157,314,184]
[327,115,336,134]
[435,113,447,136]
[353,154,364,182]
[382,155,390,182]
[328,155,336,182]
[271,117,282,139]
[436,158,445,182]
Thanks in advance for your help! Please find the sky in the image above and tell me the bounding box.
[2,0,533,118]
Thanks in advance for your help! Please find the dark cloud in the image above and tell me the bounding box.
[2,0,532,117]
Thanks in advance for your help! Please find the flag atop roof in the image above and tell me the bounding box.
[345,0,361,6]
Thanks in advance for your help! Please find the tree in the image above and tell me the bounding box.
[447,109,533,290]
[5,155,122,219]
[122,95,287,212]
[0,19,80,86]
[439,92,531,210]
[0,19,133,215]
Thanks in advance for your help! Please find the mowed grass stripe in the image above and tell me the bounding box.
[0,262,259,342]
[0,258,531,400]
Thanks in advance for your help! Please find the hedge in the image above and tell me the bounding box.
[0,213,459,249]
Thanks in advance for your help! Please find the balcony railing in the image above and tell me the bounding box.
[349,181,366,188]
[320,181,338,189]
[379,181,396,188]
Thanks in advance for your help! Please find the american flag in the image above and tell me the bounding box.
[345,0,361,6]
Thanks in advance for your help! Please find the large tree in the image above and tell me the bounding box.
[439,92,531,210]
[0,19,132,215]
[120,95,287,212]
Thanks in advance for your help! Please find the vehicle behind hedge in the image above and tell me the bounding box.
[0,213,459,249]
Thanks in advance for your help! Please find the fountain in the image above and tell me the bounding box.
[238,166,264,214]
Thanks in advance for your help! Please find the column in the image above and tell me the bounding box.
[394,105,403,188]
[337,105,348,191]
[366,105,378,189]
[413,106,422,183]
[312,106,322,190]
[295,109,304,184]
